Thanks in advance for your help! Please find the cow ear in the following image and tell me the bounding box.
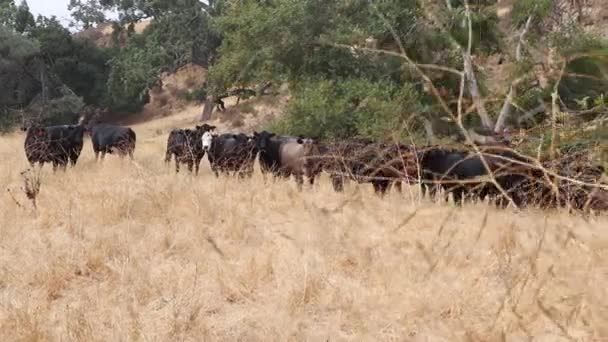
[297,138,304,144]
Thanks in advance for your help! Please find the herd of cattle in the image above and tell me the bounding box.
[20,120,608,212]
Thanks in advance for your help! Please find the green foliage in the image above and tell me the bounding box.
[31,16,113,107]
[14,0,35,33]
[37,86,86,125]
[0,25,40,110]
[446,6,502,54]
[512,0,552,27]
[551,29,608,109]
[106,39,171,112]
[209,0,419,95]
[143,7,221,66]
[68,0,106,29]
[98,0,221,111]
[0,0,17,27]
[268,78,423,141]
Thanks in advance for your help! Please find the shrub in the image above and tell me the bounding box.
[267,77,423,141]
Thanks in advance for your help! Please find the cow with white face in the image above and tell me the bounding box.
[165,124,215,174]
[202,131,214,153]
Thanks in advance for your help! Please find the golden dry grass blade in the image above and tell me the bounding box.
[0,122,607,341]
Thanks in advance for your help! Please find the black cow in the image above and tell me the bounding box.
[414,146,533,205]
[88,123,136,160]
[22,123,86,171]
[253,131,321,189]
[165,124,216,174]
[206,133,257,178]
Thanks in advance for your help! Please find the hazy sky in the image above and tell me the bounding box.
[27,0,72,25]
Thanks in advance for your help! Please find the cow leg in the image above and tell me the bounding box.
[420,184,427,198]
[451,187,464,205]
[331,174,344,192]
[195,158,202,175]
[393,181,403,193]
[430,183,443,201]
[373,180,389,196]
[100,151,106,161]
[294,173,304,191]
[175,160,180,173]
[187,160,194,173]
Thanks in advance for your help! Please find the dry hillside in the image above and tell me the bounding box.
[137,63,288,133]
[0,113,607,341]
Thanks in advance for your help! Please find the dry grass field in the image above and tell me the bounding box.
[0,118,607,341]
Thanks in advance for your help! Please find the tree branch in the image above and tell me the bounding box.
[516,100,547,125]
[321,42,463,76]
[495,13,534,133]
[462,2,493,129]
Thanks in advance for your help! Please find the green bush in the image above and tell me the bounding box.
[106,39,171,112]
[551,29,608,108]
[33,86,85,126]
[512,0,552,28]
[267,78,423,141]
[178,85,208,103]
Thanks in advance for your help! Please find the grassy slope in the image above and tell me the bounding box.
[0,117,607,341]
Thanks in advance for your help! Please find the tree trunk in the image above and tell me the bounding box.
[200,96,215,121]
[40,66,48,105]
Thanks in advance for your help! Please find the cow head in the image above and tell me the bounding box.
[25,127,47,140]
[196,124,216,133]
[20,118,39,132]
[202,131,214,152]
[253,131,275,152]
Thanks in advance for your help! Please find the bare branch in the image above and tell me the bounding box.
[323,42,463,76]
[365,0,518,207]
[462,1,493,129]
[516,100,547,125]
[495,13,535,133]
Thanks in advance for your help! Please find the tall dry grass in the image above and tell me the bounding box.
[0,122,607,341]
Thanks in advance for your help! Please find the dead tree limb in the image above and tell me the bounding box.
[516,100,547,126]
[363,0,518,208]
[462,2,494,130]
[495,13,534,133]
